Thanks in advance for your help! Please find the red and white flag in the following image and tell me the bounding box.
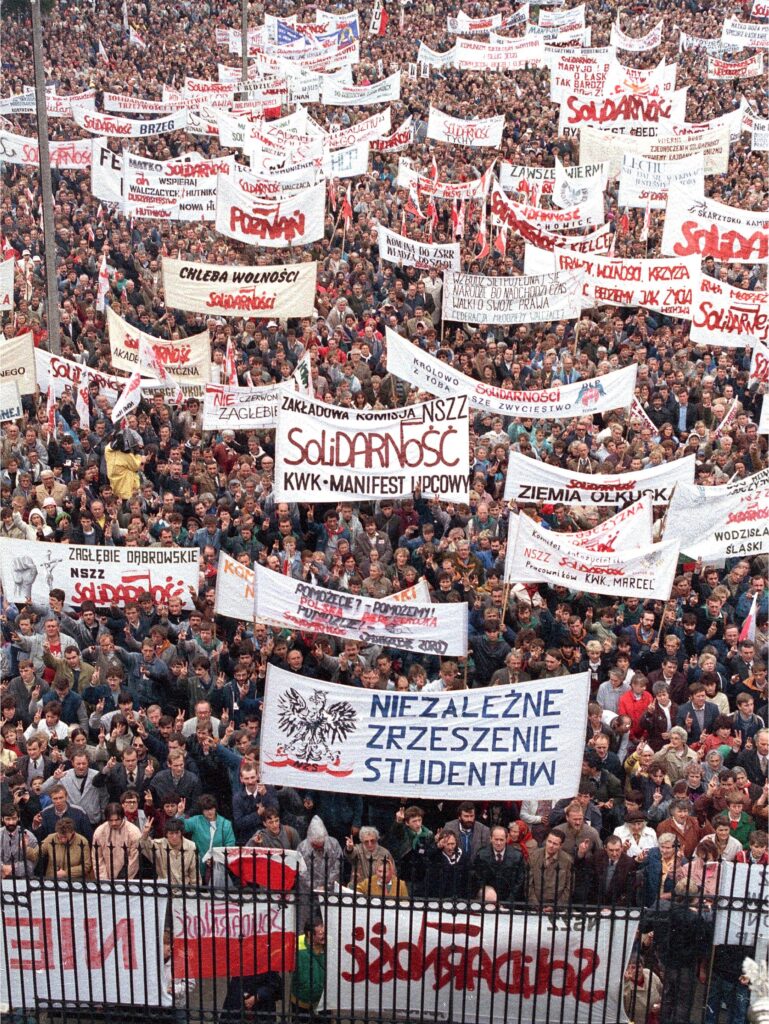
[97,39,109,62]
[341,184,353,232]
[225,847,305,890]
[76,383,90,427]
[369,3,389,35]
[96,254,110,312]
[111,371,143,424]
[46,384,57,438]
[425,198,438,241]
[474,202,489,260]
[129,25,146,48]
[224,338,238,385]
[739,593,758,643]
[139,339,184,404]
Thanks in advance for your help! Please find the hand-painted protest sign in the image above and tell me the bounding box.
[442,268,585,324]
[661,184,769,264]
[617,153,704,210]
[720,17,769,49]
[689,275,768,348]
[610,18,663,50]
[491,179,604,234]
[453,35,545,71]
[274,392,470,502]
[579,123,731,178]
[664,472,769,559]
[0,538,200,609]
[750,342,769,385]
[707,53,764,79]
[398,158,494,200]
[107,307,211,380]
[254,567,468,655]
[215,174,325,247]
[203,383,282,431]
[0,257,13,311]
[558,87,686,137]
[161,257,317,317]
[261,665,588,799]
[377,226,460,270]
[71,105,189,136]
[321,71,400,104]
[0,331,36,394]
[427,107,504,147]
[0,380,22,421]
[504,451,695,507]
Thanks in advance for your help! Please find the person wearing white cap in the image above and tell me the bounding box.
[35,470,67,509]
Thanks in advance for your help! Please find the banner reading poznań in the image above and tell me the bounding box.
[273,392,470,502]
[504,451,695,506]
[0,538,200,609]
[385,327,637,418]
[260,665,588,799]
[254,566,468,655]
[161,256,317,317]
[322,900,639,1024]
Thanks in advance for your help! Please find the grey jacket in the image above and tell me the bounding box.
[41,768,107,825]
[0,826,39,877]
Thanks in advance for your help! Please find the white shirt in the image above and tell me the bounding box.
[612,825,659,859]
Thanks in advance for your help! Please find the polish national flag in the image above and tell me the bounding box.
[225,847,305,890]
[739,593,758,643]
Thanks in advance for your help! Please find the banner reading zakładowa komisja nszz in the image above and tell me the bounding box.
[273,391,470,502]
[161,256,317,317]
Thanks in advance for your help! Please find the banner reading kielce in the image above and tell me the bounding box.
[504,451,696,506]
[0,538,200,609]
[161,256,317,317]
[260,665,588,799]
[273,391,470,502]
[385,327,637,418]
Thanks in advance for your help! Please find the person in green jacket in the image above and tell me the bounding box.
[290,921,326,1021]
[725,795,757,849]
[182,795,236,877]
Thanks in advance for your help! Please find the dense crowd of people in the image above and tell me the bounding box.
[0,0,767,1018]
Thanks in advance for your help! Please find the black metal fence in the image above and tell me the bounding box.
[1,842,767,1024]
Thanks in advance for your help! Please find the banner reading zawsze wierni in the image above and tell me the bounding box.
[664,472,769,559]
[0,538,200,609]
[509,513,680,600]
[323,900,639,1024]
[161,256,317,317]
[442,268,585,324]
[273,392,470,502]
[504,451,695,507]
[254,565,468,656]
[260,665,589,800]
[385,327,638,419]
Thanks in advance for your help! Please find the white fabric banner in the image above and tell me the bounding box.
[0,131,93,168]
[447,11,502,32]
[215,175,325,247]
[751,0,769,16]
[235,165,316,201]
[323,141,370,178]
[753,119,769,152]
[579,123,731,178]
[35,348,125,405]
[689,276,768,348]
[490,179,605,235]
[708,54,764,79]
[550,52,614,102]
[509,513,679,599]
[427,107,504,147]
[524,246,699,319]
[103,92,176,114]
[398,158,494,200]
[107,307,211,380]
[679,31,734,56]
[504,451,696,506]
[661,184,769,265]
[558,87,686,137]
[540,3,584,27]
[0,332,36,395]
[603,60,678,98]
[323,900,638,1024]
[714,862,769,946]
[369,115,413,151]
[617,153,704,210]
[664,473,769,559]
[443,268,585,324]
[71,105,189,137]
[721,17,769,49]
[453,35,545,71]
[0,257,13,311]
[0,538,200,609]
[254,567,469,656]
[327,108,391,149]
[552,158,608,209]
[161,257,317,318]
[377,226,460,270]
[385,327,638,418]
[416,42,457,66]
[4,882,165,1007]
[91,138,124,204]
[321,71,400,104]
[0,379,22,421]
[750,342,769,385]
[203,383,282,430]
[610,19,663,51]
[261,664,588,799]
[274,392,470,502]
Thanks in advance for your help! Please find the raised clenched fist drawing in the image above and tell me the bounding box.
[12,557,38,601]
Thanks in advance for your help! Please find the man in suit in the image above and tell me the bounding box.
[676,683,720,744]
[735,728,768,787]
[648,658,690,707]
[578,835,638,905]
[13,733,55,784]
[93,746,152,803]
[527,828,573,909]
[471,825,524,903]
[36,783,93,842]
[149,750,202,815]
[443,801,491,860]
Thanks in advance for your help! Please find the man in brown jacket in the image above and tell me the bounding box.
[40,818,93,879]
[527,829,573,910]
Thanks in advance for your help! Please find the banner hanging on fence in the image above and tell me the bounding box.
[161,257,317,317]
[0,331,36,395]
[261,664,588,799]
[0,538,200,609]
[254,566,468,655]
[107,306,211,380]
[203,383,282,430]
[385,328,637,418]
[509,513,679,599]
[689,275,768,348]
[661,184,769,264]
[323,900,639,1024]
[377,227,460,270]
[4,882,165,1008]
[664,474,769,559]
[617,153,704,210]
[442,268,585,324]
[504,451,695,506]
[273,392,470,502]
[714,861,768,945]
[426,107,504,147]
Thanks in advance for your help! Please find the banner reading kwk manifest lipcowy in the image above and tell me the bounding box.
[504,451,695,506]
[323,901,639,1024]
[664,472,769,559]
[661,184,769,265]
[721,17,769,49]
[107,307,211,380]
[558,87,686,137]
[385,327,637,418]
[442,268,584,324]
[254,568,468,655]
[261,664,587,798]
[426,107,504,147]
[161,257,317,317]
[203,383,282,431]
[3,882,166,1009]
[71,105,189,137]
[215,174,325,247]
[689,275,768,348]
[610,18,663,50]
[274,392,470,502]
[0,331,36,395]
[750,342,769,385]
[0,539,200,609]
[377,226,460,271]
[579,123,731,178]
[618,153,704,210]
[0,130,93,168]
[524,246,698,318]
[0,257,13,311]
[509,513,679,599]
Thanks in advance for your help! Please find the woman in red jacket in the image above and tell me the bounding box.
[618,674,654,741]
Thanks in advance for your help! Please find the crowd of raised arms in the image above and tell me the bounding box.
[0,0,767,1019]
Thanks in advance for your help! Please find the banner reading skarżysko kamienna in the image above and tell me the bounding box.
[260,665,589,800]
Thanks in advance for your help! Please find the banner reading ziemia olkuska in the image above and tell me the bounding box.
[260,665,590,800]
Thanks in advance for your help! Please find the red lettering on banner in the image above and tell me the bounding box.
[674,222,769,262]
[229,206,306,242]
[72,574,188,606]
[725,502,768,524]
[692,301,768,341]
[566,94,671,124]
[9,916,135,970]
[206,288,277,312]
[8,917,53,970]
[753,352,769,383]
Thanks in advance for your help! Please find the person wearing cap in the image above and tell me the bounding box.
[613,812,659,860]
